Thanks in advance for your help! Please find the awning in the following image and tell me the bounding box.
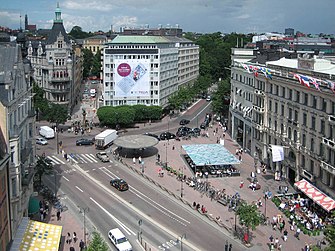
[28,196,40,215]
[10,218,62,251]
[294,179,335,212]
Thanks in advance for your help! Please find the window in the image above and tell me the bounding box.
[304,93,308,105]
[275,102,278,113]
[282,87,286,98]
[11,178,16,197]
[289,89,292,100]
[322,98,327,112]
[288,127,292,139]
[293,130,297,142]
[311,116,316,130]
[301,155,305,167]
[276,85,279,95]
[296,91,300,102]
[319,143,324,156]
[310,160,314,174]
[268,100,272,111]
[294,110,298,122]
[58,41,63,48]
[303,113,307,125]
[288,108,292,120]
[302,134,306,147]
[320,120,325,134]
[311,138,314,152]
[281,105,285,116]
[312,95,317,108]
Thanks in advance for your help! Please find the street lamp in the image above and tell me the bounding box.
[263,187,269,218]
[180,166,184,198]
[178,234,186,251]
[79,207,89,247]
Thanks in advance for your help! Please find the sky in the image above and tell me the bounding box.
[0,0,334,34]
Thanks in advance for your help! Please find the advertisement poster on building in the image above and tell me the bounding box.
[114,59,150,97]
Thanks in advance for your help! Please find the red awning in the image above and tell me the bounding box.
[294,179,335,212]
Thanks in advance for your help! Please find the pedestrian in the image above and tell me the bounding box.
[283,229,288,242]
[70,247,75,251]
[79,239,85,251]
[43,210,47,220]
[274,237,279,248]
[73,232,77,243]
[132,157,136,165]
[57,210,61,221]
[157,154,160,161]
[304,243,310,251]
[279,221,284,232]
[239,180,244,188]
[138,156,142,164]
[278,243,282,251]
[269,235,274,244]
[295,227,301,239]
[172,145,175,150]
[67,232,72,244]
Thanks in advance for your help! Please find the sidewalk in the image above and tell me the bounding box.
[116,108,322,250]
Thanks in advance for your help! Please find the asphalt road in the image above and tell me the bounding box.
[37,99,243,251]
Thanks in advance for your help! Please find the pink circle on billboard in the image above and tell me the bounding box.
[117,63,131,77]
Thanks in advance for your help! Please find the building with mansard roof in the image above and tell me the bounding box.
[229,48,335,199]
[27,4,82,114]
[0,42,35,241]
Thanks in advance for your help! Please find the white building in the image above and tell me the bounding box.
[102,35,199,107]
[230,48,335,198]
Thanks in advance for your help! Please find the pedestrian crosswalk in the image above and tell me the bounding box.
[47,153,98,165]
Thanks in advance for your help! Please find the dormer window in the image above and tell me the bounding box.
[58,41,63,48]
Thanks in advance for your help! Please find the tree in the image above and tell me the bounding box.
[211,78,231,115]
[32,83,49,120]
[68,26,91,39]
[91,49,102,77]
[83,48,94,79]
[35,155,53,186]
[86,232,109,251]
[236,202,261,244]
[45,103,68,126]
[323,211,335,251]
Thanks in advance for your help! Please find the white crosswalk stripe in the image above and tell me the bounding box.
[52,156,65,165]
[75,154,88,163]
[47,156,60,165]
[59,153,99,164]
[84,154,98,163]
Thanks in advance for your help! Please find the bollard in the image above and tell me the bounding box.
[228,244,232,251]
[225,240,228,251]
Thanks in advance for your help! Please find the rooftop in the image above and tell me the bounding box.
[110,35,171,44]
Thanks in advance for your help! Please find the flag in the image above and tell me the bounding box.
[271,145,284,162]
[259,67,272,79]
[294,74,310,88]
[310,77,321,91]
[241,63,251,73]
[249,65,259,77]
[326,80,335,93]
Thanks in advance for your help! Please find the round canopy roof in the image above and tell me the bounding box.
[113,135,159,149]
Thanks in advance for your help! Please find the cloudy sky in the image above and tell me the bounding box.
[1,0,333,34]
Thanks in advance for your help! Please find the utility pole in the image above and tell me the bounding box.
[79,207,89,247]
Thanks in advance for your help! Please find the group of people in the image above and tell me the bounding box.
[192,202,207,214]
[39,200,49,221]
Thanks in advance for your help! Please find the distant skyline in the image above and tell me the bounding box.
[0,0,334,34]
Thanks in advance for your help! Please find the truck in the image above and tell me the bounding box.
[39,126,55,139]
[95,129,118,149]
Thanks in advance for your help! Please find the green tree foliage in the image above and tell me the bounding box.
[236,202,261,243]
[323,211,335,251]
[35,155,53,186]
[211,78,231,114]
[97,105,162,127]
[44,103,68,126]
[83,48,94,79]
[68,26,91,39]
[32,84,49,119]
[91,49,102,77]
[86,232,109,251]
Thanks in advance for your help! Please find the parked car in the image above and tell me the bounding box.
[108,228,133,251]
[176,127,192,137]
[200,123,207,129]
[159,132,176,140]
[76,138,94,146]
[96,152,109,162]
[206,95,211,101]
[179,119,190,125]
[110,178,129,191]
[36,138,48,145]
[143,133,160,141]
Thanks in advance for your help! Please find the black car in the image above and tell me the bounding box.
[76,138,94,146]
[179,119,190,125]
[159,132,176,140]
[143,133,160,141]
[110,178,129,191]
[200,123,207,129]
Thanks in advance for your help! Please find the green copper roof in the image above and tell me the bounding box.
[110,35,170,44]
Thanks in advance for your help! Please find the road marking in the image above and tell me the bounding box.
[47,156,60,165]
[68,155,78,164]
[76,154,88,163]
[63,177,69,181]
[89,197,136,236]
[52,156,66,164]
[75,186,83,192]
[89,154,98,162]
[84,154,98,163]
[72,163,204,251]
[191,101,212,122]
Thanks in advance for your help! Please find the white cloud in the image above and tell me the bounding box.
[63,0,115,11]
[0,11,20,28]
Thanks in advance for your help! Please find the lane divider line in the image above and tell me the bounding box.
[75,186,83,193]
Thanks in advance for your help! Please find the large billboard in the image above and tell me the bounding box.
[114,59,150,97]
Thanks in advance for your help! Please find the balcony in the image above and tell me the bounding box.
[320,161,335,175]
[254,124,264,132]
[11,192,21,203]
[322,137,335,150]
[45,87,70,94]
[28,109,35,118]
[253,105,265,113]
[21,140,33,164]
[329,115,335,125]
[50,76,70,82]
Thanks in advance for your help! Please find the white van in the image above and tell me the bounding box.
[108,228,132,251]
[39,126,55,139]
[90,88,96,97]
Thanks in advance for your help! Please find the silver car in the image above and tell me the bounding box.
[96,152,109,162]
[36,138,48,145]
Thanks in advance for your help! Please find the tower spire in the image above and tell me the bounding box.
[54,2,63,23]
